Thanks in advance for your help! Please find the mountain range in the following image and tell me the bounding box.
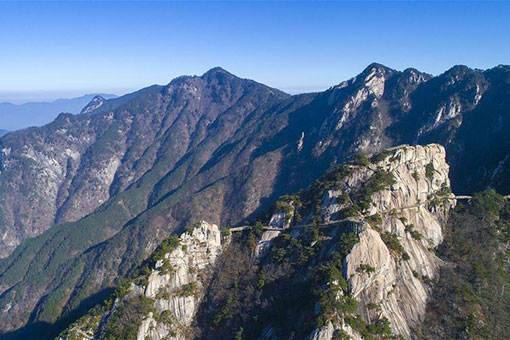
[0,63,509,339]
[0,94,118,131]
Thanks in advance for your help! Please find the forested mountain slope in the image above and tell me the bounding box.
[0,64,509,338]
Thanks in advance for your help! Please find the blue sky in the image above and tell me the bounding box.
[1,1,509,102]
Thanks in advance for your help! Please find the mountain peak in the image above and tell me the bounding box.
[362,62,395,75]
[202,66,234,78]
[80,95,106,114]
[443,64,473,78]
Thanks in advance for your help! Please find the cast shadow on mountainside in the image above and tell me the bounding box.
[0,288,113,340]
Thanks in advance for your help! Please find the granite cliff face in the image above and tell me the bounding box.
[58,221,225,340]
[0,64,509,338]
[307,144,454,339]
[80,95,106,114]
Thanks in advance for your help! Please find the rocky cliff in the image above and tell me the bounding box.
[307,144,454,339]
[58,221,226,340]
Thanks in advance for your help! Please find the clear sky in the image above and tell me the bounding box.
[1,1,509,102]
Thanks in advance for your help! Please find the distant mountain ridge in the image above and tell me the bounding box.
[0,63,509,338]
[0,93,118,130]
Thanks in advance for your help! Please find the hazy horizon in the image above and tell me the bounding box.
[2,62,509,105]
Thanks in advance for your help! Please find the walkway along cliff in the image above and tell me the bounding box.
[58,144,456,339]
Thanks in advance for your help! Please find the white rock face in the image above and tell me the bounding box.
[81,95,106,114]
[268,211,291,229]
[298,131,305,152]
[256,202,295,258]
[333,66,387,132]
[255,230,281,258]
[137,221,224,340]
[60,221,225,340]
[322,189,349,221]
[308,321,361,340]
[309,144,455,339]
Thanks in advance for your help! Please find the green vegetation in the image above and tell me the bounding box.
[155,290,171,300]
[102,295,156,340]
[131,234,181,284]
[471,188,506,218]
[159,310,173,325]
[343,204,361,218]
[246,221,265,250]
[314,255,357,326]
[0,102,232,334]
[178,282,198,297]
[340,169,396,217]
[353,153,371,166]
[412,171,420,181]
[185,222,201,235]
[213,295,234,326]
[58,148,404,340]
[270,231,316,266]
[357,170,396,211]
[364,170,397,196]
[371,149,398,164]
[357,264,376,274]
[338,232,360,257]
[419,189,510,339]
[345,315,393,340]
[312,233,364,327]
[381,232,410,261]
[196,217,364,340]
[220,227,231,238]
[160,258,174,275]
[274,198,295,216]
[332,329,351,340]
[57,231,186,339]
[366,213,382,226]
[264,151,397,230]
[337,193,351,205]
[425,162,435,181]
[428,184,452,207]
[367,302,381,312]
[290,164,354,225]
[192,151,402,337]
[404,224,423,240]
[113,277,131,299]
[150,235,181,264]
[235,327,244,340]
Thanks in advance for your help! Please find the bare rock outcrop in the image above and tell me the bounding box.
[306,144,455,339]
[137,221,224,340]
[58,221,225,340]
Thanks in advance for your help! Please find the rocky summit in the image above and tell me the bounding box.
[0,64,510,339]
